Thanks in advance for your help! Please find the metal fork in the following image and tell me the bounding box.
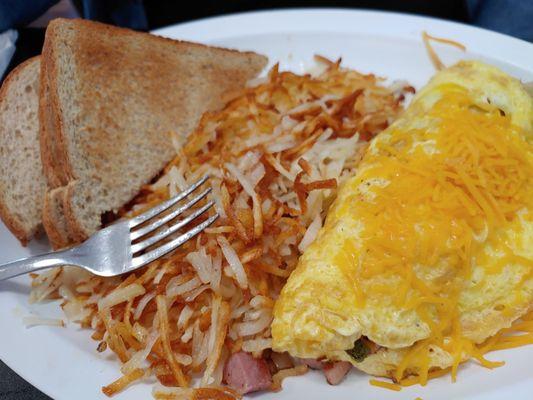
[0,176,218,281]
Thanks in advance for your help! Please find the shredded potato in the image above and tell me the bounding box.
[102,368,145,397]
[152,385,242,400]
[271,365,309,391]
[369,379,402,392]
[22,316,65,328]
[31,58,413,397]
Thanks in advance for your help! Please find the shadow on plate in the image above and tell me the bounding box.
[27,234,52,256]
[0,279,31,295]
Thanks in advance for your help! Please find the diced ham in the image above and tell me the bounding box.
[224,351,272,394]
[298,358,324,370]
[323,361,352,385]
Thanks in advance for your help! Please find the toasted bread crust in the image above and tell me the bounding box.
[0,198,29,245]
[50,18,267,64]
[40,41,75,244]
[40,27,73,187]
[0,56,42,245]
[39,44,63,188]
[62,182,88,242]
[42,187,72,249]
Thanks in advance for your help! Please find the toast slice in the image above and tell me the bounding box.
[40,40,74,249]
[42,187,74,249]
[41,18,267,243]
[39,49,64,189]
[0,57,45,245]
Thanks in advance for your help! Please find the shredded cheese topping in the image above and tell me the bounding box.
[369,379,402,391]
[338,84,532,385]
[422,32,466,70]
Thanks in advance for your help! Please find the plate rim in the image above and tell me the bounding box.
[153,8,533,70]
[1,7,532,400]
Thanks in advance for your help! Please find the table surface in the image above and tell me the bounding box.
[0,361,49,400]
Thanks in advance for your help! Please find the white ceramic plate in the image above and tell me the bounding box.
[1,9,532,400]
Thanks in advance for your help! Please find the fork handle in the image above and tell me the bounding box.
[0,250,72,281]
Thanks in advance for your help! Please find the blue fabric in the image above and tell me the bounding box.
[0,0,59,31]
[467,0,533,41]
[82,0,148,30]
[0,1,531,41]
[0,0,147,32]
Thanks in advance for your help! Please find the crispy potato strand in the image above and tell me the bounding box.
[157,296,188,387]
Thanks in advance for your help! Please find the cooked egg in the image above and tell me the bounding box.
[271,60,533,381]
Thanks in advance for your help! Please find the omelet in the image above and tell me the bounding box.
[271,61,533,382]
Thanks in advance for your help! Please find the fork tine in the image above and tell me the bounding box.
[129,175,209,229]
[130,187,212,241]
[131,201,215,254]
[130,213,219,269]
